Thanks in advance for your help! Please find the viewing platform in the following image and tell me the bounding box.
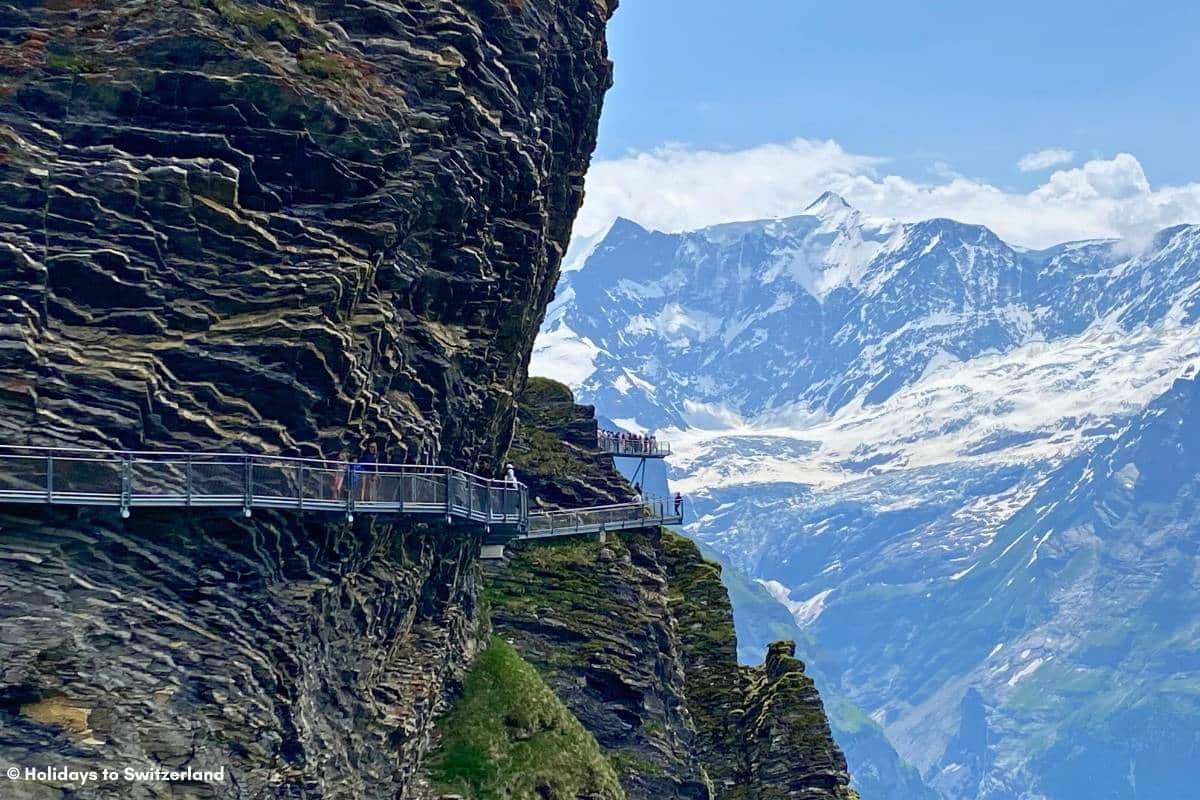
[598,431,671,458]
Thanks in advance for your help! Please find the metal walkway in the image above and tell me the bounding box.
[0,445,527,529]
[0,446,682,541]
[519,498,682,540]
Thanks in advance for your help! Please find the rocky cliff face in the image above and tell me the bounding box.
[508,376,633,510]
[1,509,487,799]
[487,382,856,800]
[659,538,854,800]
[0,1,614,797]
[0,0,613,466]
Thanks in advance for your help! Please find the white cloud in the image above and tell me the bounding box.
[573,139,1200,250]
[1017,148,1076,172]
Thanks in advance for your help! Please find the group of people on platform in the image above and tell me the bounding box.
[328,436,388,502]
[598,429,663,455]
[322,435,681,517]
[325,436,519,503]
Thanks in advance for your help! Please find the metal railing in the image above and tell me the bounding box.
[0,445,527,528]
[597,432,671,457]
[520,497,683,540]
[0,445,685,542]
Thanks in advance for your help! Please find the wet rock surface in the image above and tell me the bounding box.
[0,1,614,796]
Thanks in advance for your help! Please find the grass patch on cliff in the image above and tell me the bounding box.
[298,49,350,80]
[45,52,100,73]
[512,427,592,479]
[212,0,299,37]
[524,376,574,405]
[429,638,625,800]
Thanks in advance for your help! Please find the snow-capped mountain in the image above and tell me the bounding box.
[537,193,1200,431]
[533,196,1200,800]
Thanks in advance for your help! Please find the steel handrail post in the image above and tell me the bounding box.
[298,461,305,512]
[185,455,193,507]
[45,452,53,503]
[243,456,253,516]
[120,455,131,518]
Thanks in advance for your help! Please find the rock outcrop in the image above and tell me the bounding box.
[0,1,614,797]
[488,381,856,800]
[508,376,633,510]
[488,533,713,800]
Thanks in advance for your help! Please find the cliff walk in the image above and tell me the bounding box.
[0,445,682,544]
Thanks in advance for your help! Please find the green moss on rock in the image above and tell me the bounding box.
[525,376,576,405]
[45,52,100,74]
[489,387,854,799]
[297,49,349,80]
[508,381,634,509]
[429,637,625,800]
[212,0,300,38]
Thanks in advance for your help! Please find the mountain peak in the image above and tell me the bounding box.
[804,191,854,217]
[609,216,650,235]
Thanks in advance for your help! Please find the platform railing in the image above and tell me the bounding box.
[0,445,527,528]
[521,497,683,540]
[597,432,671,457]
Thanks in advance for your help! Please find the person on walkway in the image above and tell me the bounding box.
[358,437,380,501]
[501,462,519,516]
[633,482,642,503]
[384,446,403,501]
[674,491,683,516]
[332,448,351,497]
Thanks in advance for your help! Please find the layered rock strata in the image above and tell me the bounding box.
[0,1,615,797]
[0,0,613,467]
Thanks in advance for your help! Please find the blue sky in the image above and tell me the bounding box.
[595,0,1200,189]
[570,2,1200,251]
